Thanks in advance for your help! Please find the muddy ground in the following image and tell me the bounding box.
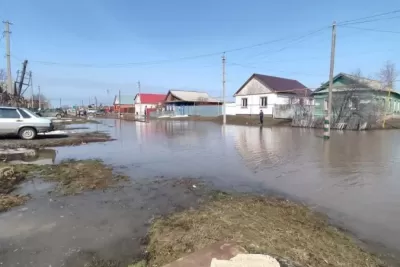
[0,177,208,267]
[0,132,113,149]
[0,158,395,267]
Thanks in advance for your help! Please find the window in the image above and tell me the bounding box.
[260,97,268,107]
[241,98,248,108]
[349,97,359,110]
[0,108,21,118]
[18,109,31,118]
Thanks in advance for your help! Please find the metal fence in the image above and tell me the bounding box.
[149,105,222,118]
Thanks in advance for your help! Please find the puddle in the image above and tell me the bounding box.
[14,179,56,197]
[4,149,57,165]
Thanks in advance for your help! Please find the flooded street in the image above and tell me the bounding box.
[1,118,400,266]
[58,119,400,252]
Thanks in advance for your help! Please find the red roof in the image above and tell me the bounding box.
[137,93,166,104]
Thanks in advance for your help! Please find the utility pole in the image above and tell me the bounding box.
[30,71,34,108]
[3,21,13,94]
[222,52,226,125]
[137,81,141,116]
[95,96,98,109]
[38,86,41,109]
[324,21,336,140]
[59,98,62,108]
[118,89,121,118]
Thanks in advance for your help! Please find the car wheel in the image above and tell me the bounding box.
[56,114,62,119]
[19,127,37,140]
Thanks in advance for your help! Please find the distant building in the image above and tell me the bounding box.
[313,72,400,118]
[234,73,311,117]
[164,90,221,116]
[113,95,134,113]
[134,93,166,116]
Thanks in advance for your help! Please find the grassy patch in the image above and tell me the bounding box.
[17,159,128,195]
[0,194,27,212]
[0,132,113,149]
[54,118,101,125]
[0,159,128,211]
[147,194,385,267]
[0,166,27,212]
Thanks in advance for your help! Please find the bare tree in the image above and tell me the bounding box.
[331,69,362,125]
[0,69,6,93]
[379,61,397,89]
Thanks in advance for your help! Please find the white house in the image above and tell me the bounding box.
[233,73,312,117]
[133,93,166,116]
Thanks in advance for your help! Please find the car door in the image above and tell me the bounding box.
[0,108,23,134]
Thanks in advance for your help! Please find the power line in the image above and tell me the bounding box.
[337,9,400,25]
[239,27,328,63]
[11,26,331,69]
[338,15,400,26]
[339,25,400,34]
[227,62,327,77]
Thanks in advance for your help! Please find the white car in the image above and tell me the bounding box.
[0,106,54,140]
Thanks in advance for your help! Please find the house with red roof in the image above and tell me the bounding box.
[134,93,166,116]
[234,73,312,117]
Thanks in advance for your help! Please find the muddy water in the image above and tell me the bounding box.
[56,120,400,253]
[2,119,400,265]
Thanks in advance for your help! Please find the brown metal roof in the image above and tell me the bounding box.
[234,73,309,96]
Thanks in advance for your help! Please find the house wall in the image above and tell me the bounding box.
[235,93,277,115]
[234,77,312,116]
[114,104,135,113]
[235,94,305,116]
[225,103,236,115]
[235,78,271,95]
[313,91,400,118]
[134,103,157,115]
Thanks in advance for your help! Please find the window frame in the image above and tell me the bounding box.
[0,108,22,119]
[260,97,268,108]
[241,98,248,108]
[17,108,32,118]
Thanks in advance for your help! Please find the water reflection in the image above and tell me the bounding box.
[4,149,57,165]
[52,119,400,253]
[229,125,400,252]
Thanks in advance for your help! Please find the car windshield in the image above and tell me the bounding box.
[21,108,40,118]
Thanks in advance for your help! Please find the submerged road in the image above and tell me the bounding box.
[1,118,400,265]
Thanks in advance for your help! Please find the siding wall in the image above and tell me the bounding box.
[134,103,157,115]
[235,94,299,115]
[235,78,271,95]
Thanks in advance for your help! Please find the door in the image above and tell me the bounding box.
[0,108,23,134]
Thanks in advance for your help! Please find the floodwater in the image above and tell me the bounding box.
[1,119,400,265]
[61,119,400,252]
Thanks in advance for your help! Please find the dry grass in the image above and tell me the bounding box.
[0,159,128,212]
[147,193,385,267]
[0,194,27,212]
[0,166,27,212]
[25,159,128,195]
[0,132,113,149]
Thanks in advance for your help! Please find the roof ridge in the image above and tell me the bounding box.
[138,93,166,95]
[170,89,209,93]
[254,73,299,82]
[342,72,381,83]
